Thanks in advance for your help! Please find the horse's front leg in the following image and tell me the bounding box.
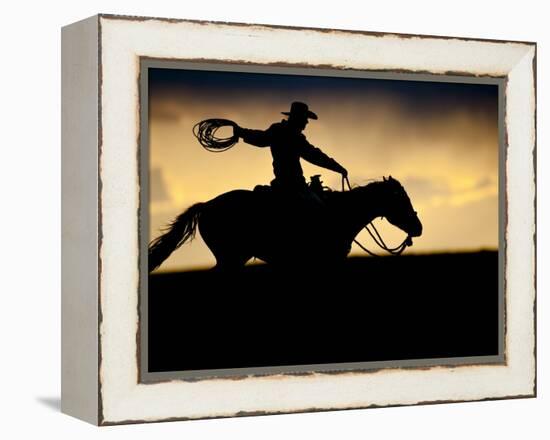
[212,253,251,272]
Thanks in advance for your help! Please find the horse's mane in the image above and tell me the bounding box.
[323,178,386,196]
[322,179,388,210]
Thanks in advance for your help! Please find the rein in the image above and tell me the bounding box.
[341,176,411,257]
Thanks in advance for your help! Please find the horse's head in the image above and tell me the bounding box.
[379,176,423,239]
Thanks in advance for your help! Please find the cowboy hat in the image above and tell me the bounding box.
[281,101,318,120]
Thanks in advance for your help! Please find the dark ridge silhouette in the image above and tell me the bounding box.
[148,251,499,373]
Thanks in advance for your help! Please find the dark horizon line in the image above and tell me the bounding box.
[150,248,499,275]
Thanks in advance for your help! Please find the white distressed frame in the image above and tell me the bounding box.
[62,14,536,425]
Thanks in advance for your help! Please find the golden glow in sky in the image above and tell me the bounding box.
[148,68,499,272]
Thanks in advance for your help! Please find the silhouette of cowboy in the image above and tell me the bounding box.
[233,102,348,199]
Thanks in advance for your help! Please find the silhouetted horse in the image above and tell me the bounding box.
[148,176,422,272]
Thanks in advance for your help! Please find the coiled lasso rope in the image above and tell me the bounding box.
[192,118,239,152]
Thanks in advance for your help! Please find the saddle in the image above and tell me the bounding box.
[253,175,329,199]
[253,175,331,222]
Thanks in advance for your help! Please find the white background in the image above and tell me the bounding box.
[0,0,547,438]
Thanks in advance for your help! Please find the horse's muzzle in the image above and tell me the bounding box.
[409,216,423,238]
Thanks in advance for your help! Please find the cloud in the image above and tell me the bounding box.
[149,98,183,122]
[473,176,494,190]
[414,194,499,251]
[150,167,171,203]
[400,176,452,202]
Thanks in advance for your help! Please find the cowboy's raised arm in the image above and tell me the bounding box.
[300,138,348,176]
[233,123,275,148]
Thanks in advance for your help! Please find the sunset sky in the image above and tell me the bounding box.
[148,67,500,272]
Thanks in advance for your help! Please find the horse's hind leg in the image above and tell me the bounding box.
[201,229,251,271]
[212,253,250,272]
[198,200,253,272]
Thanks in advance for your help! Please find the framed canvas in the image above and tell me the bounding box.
[61,14,536,425]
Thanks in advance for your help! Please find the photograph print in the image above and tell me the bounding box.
[140,61,503,380]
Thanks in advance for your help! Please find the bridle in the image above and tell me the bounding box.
[341,176,412,257]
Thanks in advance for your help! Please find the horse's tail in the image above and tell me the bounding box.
[148,202,205,272]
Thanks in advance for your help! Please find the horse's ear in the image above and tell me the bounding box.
[389,175,393,180]
[383,176,386,181]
